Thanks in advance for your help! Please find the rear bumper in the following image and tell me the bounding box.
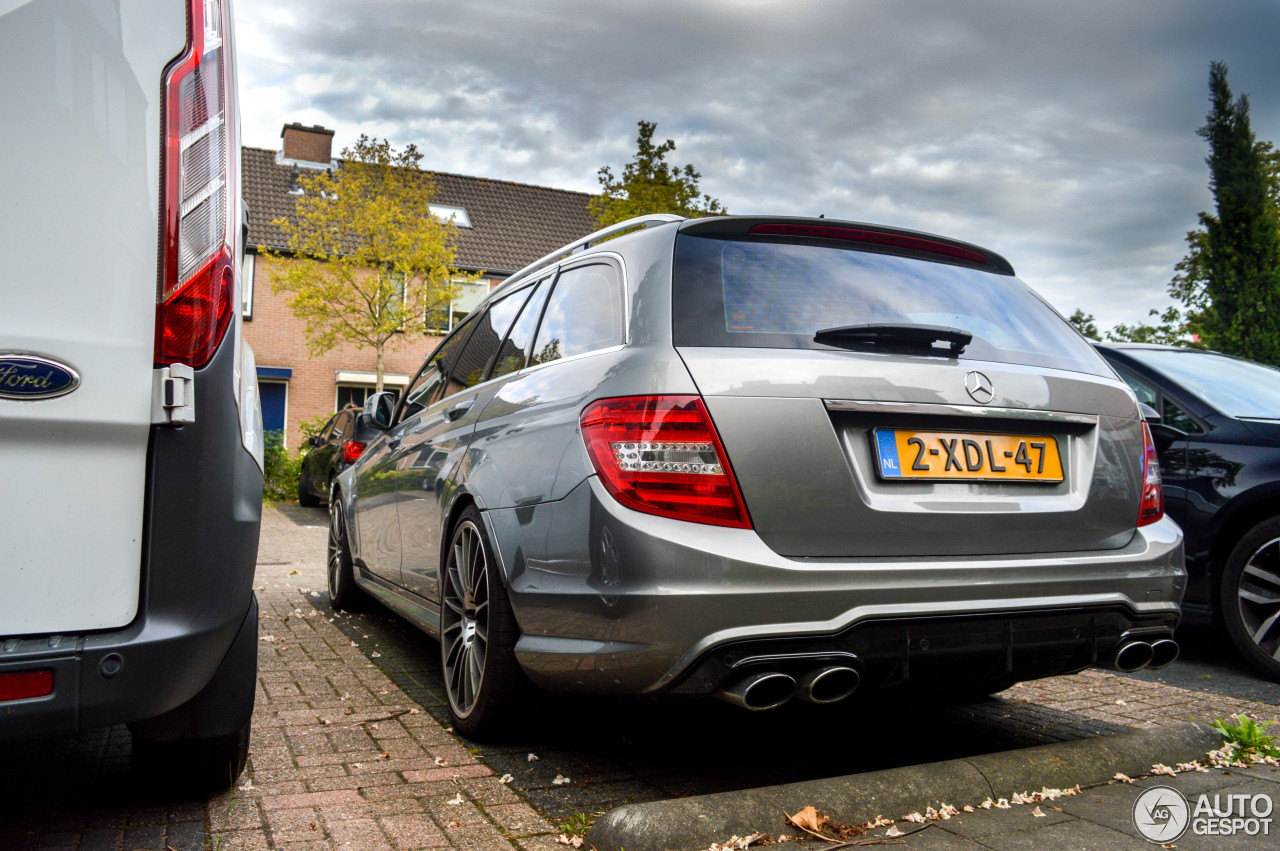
[490,477,1185,696]
[0,332,261,739]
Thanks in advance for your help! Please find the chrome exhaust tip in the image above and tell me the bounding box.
[714,671,797,711]
[796,666,861,704]
[1148,639,1180,670]
[1113,640,1154,673]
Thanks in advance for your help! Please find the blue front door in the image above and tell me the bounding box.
[259,380,287,441]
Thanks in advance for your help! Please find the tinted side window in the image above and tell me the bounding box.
[399,316,478,421]
[531,264,623,366]
[1162,398,1203,434]
[490,279,550,380]
[1116,367,1158,408]
[445,289,530,395]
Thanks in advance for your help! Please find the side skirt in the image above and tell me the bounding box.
[354,568,441,638]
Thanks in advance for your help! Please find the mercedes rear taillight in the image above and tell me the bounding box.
[156,0,237,368]
[581,396,752,529]
[1138,421,1164,527]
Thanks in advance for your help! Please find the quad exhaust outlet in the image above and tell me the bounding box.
[1109,637,1179,673]
[716,664,862,710]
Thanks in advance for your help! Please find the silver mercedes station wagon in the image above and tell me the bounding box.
[329,214,1186,736]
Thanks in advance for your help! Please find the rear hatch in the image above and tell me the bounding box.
[0,0,187,634]
[672,218,1143,558]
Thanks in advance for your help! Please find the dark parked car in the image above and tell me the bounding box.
[329,214,1184,737]
[299,406,377,506]
[1095,342,1280,680]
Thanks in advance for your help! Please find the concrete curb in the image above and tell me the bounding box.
[583,721,1223,851]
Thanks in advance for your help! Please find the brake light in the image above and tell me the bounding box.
[748,223,989,267]
[0,670,54,702]
[581,396,752,529]
[343,440,366,464]
[1138,421,1164,527]
[156,0,237,368]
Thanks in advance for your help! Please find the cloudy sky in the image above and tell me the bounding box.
[235,0,1280,330]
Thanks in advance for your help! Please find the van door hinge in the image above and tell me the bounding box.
[152,364,195,424]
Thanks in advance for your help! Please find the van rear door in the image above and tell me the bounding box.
[0,0,187,634]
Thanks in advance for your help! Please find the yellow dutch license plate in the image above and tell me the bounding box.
[873,428,1063,483]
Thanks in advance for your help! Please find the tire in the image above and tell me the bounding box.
[328,498,366,611]
[440,506,527,738]
[1220,516,1280,682]
[132,718,251,794]
[298,463,320,507]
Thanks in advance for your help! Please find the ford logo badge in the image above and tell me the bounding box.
[0,355,81,400]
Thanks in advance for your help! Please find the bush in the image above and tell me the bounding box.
[263,430,302,502]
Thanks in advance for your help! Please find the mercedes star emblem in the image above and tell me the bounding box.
[965,371,995,404]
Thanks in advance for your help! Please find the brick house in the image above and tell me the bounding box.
[242,124,595,448]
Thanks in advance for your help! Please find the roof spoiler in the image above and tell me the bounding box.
[680,216,1016,276]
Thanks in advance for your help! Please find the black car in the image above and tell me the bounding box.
[1095,342,1280,680]
[298,406,376,507]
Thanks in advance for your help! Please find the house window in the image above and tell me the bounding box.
[429,204,471,228]
[334,371,409,413]
[242,253,255,319]
[426,279,490,333]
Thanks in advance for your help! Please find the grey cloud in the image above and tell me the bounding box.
[236,0,1280,328]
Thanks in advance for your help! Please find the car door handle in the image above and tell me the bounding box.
[446,399,474,421]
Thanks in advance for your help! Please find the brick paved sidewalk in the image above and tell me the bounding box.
[209,506,560,850]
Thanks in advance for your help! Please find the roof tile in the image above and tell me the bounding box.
[242,147,596,275]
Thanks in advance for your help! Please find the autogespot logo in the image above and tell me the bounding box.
[1133,786,1275,843]
[1133,785,1190,843]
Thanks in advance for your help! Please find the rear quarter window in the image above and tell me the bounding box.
[531,263,623,366]
[672,234,1110,377]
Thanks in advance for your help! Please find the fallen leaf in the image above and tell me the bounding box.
[903,812,926,823]
[1032,806,1046,818]
[1114,773,1133,783]
[785,805,829,833]
[527,753,539,762]
[552,774,571,785]
[500,774,514,784]
[885,825,903,837]
[446,792,464,805]
[289,569,299,575]
[1151,763,1177,776]
[435,757,447,766]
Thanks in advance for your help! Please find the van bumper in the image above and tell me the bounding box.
[0,331,261,739]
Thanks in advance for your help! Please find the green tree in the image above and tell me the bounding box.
[262,135,474,390]
[1068,309,1100,339]
[1106,306,1196,346]
[1169,62,1280,363]
[589,120,726,227]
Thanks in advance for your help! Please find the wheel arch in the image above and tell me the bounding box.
[440,489,508,587]
[1208,484,1280,611]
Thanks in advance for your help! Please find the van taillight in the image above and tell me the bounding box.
[1138,421,1164,527]
[156,0,236,368]
[581,396,752,529]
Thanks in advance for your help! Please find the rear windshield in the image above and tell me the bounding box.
[1124,348,1280,419]
[672,234,1109,377]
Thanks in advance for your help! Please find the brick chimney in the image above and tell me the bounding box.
[281,122,335,165]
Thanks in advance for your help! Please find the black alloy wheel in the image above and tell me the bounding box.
[327,497,365,610]
[1221,516,1280,681]
[440,506,524,737]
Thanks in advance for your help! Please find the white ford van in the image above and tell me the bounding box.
[0,0,262,789]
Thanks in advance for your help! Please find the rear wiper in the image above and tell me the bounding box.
[814,323,972,356]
